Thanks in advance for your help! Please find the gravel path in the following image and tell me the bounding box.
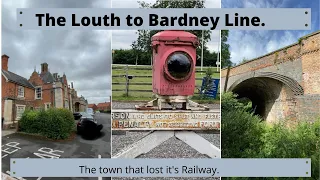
[112,102,220,180]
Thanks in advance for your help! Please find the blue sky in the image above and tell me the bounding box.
[222,0,319,64]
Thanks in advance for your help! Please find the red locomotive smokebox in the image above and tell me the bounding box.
[151,30,199,96]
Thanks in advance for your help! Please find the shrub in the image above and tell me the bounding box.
[19,108,75,140]
[221,92,320,180]
[221,93,266,158]
[19,109,40,133]
[260,119,320,180]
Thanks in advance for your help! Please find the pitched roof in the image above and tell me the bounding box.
[2,70,34,89]
[97,102,111,108]
[88,104,97,108]
[40,72,55,83]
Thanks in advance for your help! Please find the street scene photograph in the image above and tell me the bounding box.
[1,0,111,180]
[220,0,320,180]
[111,2,221,179]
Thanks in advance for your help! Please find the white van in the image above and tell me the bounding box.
[86,108,94,117]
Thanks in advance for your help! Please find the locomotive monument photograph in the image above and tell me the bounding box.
[111,0,221,163]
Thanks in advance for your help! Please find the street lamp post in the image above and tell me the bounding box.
[216,31,220,72]
[201,30,204,73]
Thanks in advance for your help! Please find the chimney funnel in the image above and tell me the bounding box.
[71,82,74,89]
[41,63,48,74]
[53,73,58,80]
[2,54,9,71]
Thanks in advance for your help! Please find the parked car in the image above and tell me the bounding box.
[73,112,82,120]
[86,108,95,117]
[77,112,103,138]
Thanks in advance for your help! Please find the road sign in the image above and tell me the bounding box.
[200,78,220,99]
[112,109,220,131]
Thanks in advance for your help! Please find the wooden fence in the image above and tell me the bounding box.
[112,65,220,98]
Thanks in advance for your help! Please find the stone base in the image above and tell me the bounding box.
[2,122,18,130]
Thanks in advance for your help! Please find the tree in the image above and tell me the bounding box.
[239,57,250,65]
[132,0,212,60]
[221,30,232,68]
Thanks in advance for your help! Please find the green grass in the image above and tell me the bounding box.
[112,65,220,102]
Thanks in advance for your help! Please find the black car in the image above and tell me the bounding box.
[73,112,82,120]
[76,112,103,138]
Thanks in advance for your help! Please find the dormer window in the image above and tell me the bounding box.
[18,86,24,97]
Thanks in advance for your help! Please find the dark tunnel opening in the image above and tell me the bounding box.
[231,77,284,120]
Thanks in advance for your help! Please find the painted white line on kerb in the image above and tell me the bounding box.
[98,155,102,180]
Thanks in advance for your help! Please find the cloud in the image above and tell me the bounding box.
[2,0,112,104]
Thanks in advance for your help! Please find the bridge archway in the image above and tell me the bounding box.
[228,72,304,121]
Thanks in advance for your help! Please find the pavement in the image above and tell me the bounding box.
[1,113,111,180]
[111,102,220,180]
[2,130,16,137]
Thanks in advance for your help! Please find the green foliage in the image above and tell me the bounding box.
[221,30,232,68]
[113,49,152,65]
[221,92,252,112]
[239,57,250,65]
[221,93,266,158]
[19,108,75,140]
[112,48,218,67]
[221,93,320,180]
[198,67,219,100]
[196,47,219,67]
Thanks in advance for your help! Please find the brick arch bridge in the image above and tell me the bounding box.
[221,31,320,123]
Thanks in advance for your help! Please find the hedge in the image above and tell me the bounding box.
[19,108,75,140]
[221,92,320,180]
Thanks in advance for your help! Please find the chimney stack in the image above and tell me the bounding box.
[71,82,74,89]
[41,63,48,74]
[53,73,58,80]
[2,54,9,71]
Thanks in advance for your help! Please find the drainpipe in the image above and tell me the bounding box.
[53,83,56,108]
[12,84,17,129]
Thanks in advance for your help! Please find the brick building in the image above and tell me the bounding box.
[88,104,98,112]
[97,102,111,112]
[1,54,88,129]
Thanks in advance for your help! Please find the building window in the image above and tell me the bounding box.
[65,85,68,98]
[65,100,69,109]
[18,86,24,97]
[35,87,42,99]
[45,103,51,110]
[16,105,26,120]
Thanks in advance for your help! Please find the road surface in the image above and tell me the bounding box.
[2,113,111,180]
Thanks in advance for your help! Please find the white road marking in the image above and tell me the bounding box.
[98,155,102,180]
[2,142,21,159]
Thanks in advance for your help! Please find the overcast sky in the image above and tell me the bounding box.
[112,0,221,53]
[2,0,112,104]
[222,0,320,64]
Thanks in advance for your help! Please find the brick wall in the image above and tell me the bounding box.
[301,33,320,94]
[221,31,320,122]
